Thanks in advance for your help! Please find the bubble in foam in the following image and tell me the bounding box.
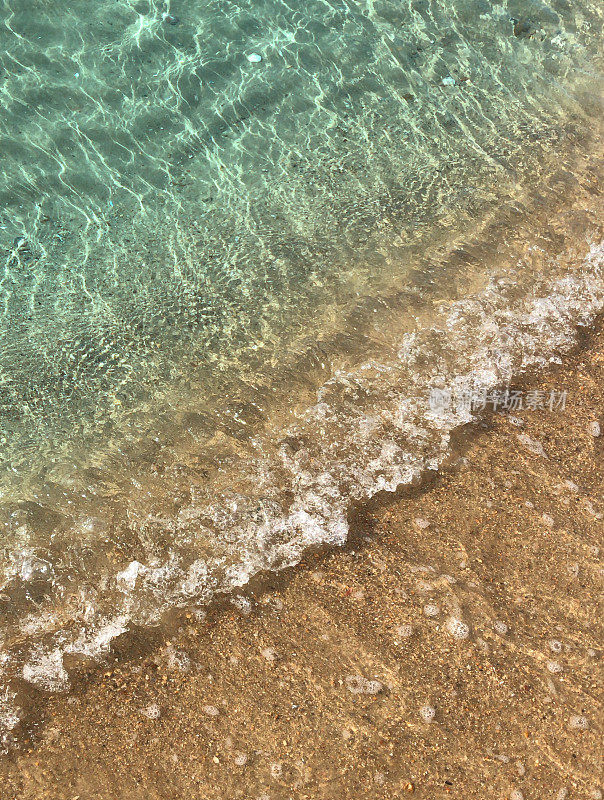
[22,648,69,692]
[140,703,161,719]
[231,595,252,617]
[345,675,383,695]
[231,596,253,616]
[270,762,283,778]
[568,714,589,730]
[548,639,562,653]
[116,560,144,591]
[547,661,563,674]
[419,705,436,723]
[0,692,20,738]
[445,616,470,640]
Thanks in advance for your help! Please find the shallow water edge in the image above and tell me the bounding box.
[1,316,602,800]
[2,210,603,746]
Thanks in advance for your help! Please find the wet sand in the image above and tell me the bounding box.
[1,319,602,800]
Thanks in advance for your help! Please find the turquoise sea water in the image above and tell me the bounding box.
[0,0,602,738]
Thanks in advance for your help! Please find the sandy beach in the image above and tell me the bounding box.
[0,318,601,799]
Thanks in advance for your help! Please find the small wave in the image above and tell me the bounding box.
[0,233,601,746]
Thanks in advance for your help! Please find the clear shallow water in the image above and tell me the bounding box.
[0,0,602,740]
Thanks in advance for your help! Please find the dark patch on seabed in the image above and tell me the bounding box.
[0,0,602,742]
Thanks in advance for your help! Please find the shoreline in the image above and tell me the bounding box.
[2,136,601,725]
[1,317,602,799]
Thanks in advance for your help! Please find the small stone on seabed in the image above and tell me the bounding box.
[396,623,413,639]
[588,420,601,437]
[445,616,470,639]
[517,433,547,457]
[261,647,278,662]
[442,76,456,85]
[419,705,436,723]
[247,53,262,62]
[166,646,191,672]
[568,714,589,730]
[345,675,383,695]
[140,703,160,719]
[509,790,524,800]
